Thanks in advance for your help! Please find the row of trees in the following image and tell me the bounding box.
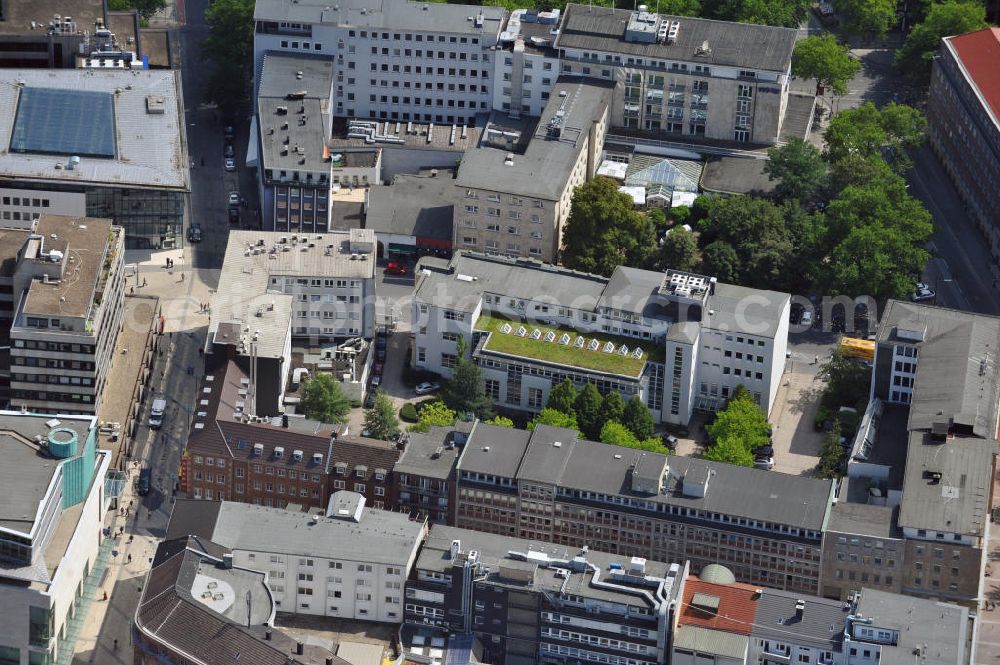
[563,100,933,304]
[203,0,257,116]
[527,379,662,450]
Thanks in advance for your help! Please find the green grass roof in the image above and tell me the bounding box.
[475,314,662,377]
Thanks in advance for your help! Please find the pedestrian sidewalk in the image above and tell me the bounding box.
[124,248,216,334]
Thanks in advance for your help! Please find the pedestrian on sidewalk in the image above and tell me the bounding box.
[103,590,108,601]
[142,278,147,287]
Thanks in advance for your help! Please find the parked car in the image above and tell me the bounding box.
[187,224,203,243]
[228,191,240,206]
[224,158,236,171]
[385,262,408,276]
[224,125,235,140]
[661,434,678,451]
[799,309,813,327]
[415,381,440,395]
[364,390,377,408]
[228,208,240,224]
[137,467,152,496]
[754,456,775,470]
[224,144,235,158]
[911,283,936,302]
[755,444,775,458]
[371,374,382,387]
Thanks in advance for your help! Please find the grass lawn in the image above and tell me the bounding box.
[475,313,662,377]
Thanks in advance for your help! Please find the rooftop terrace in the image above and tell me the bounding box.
[474,313,662,377]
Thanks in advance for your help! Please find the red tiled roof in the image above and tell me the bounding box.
[948,28,1000,120]
[678,577,761,636]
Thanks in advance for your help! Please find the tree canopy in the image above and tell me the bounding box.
[573,383,604,440]
[562,177,655,276]
[300,374,351,424]
[203,0,256,114]
[838,0,898,38]
[765,138,829,203]
[363,389,400,441]
[528,408,580,433]
[546,379,578,415]
[896,1,987,89]
[792,35,861,96]
[656,226,701,272]
[599,421,665,452]
[109,0,167,19]
[818,350,874,412]
[622,396,655,441]
[442,337,493,419]
[706,0,810,26]
[823,102,926,172]
[410,401,456,433]
[598,391,626,427]
[704,388,770,467]
[485,415,514,427]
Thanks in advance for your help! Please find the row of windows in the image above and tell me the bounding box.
[13,339,95,353]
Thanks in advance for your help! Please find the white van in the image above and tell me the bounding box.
[149,399,166,429]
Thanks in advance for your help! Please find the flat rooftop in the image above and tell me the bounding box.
[364,173,457,241]
[330,119,483,152]
[475,312,661,378]
[456,79,613,200]
[853,588,969,665]
[898,430,996,537]
[394,423,472,480]
[554,3,798,73]
[210,500,424,566]
[826,502,901,540]
[20,216,118,319]
[254,0,506,36]
[0,412,95,534]
[0,0,104,35]
[419,524,683,607]
[0,69,188,191]
[258,53,334,176]
[208,229,375,358]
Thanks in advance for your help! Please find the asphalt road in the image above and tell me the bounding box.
[909,146,1000,316]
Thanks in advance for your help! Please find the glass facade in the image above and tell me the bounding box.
[85,187,185,250]
[29,606,52,648]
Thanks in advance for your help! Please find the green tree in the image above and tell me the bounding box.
[410,401,456,433]
[599,391,626,426]
[647,208,669,230]
[656,226,701,272]
[815,420,845,478]
[546,379,578,415]
[599,421,665,451]
[442,337,493,419]
[528,408,581,433]
[705,388,771,462]
[363,389,400,441]
[838,0,898,39]
[670,205,692,226]
[485,415,514,427]
[792,35,861,96]
[573,383,604,440]
[622,395,655,441]
[896,1,987,89]
[711,0,810,26]
[203,0,256,114]
[300,373,351,424]
[700,241,740,283]
[765,138,829,203]
[109,0,167,19]
[828,153,903,194]
[704,434,756,467]
[818,350,874,411]
[824,102,926,172]
[562,177,656,276]
[697,196,794,289]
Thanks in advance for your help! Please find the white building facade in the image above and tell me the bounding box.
[412,253,789,426]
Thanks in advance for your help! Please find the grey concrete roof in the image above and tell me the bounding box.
[254,0,506,36]
[825,502,901,540]
[258,53,333,176]
[415,252,609,314]
[210,500,424,565]
[457,422,531,478]
[753,589,847,650]
[0,0,104,36]
[0,412,95,534]
[365,173,457,240]
[897,430,997,536]
[456,79,613,200]
[418,524,682,607]
[852,589,969,665]
[465,424,834,532]
[674,626,748,659]
[554,4,797,73]
[876,300,1000,438]
[707,282,789,339]
[598,266,674,318]
[394,423,473,480]
[700,156,777,195]
[208,229,375,358]
[0,69,188,191]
